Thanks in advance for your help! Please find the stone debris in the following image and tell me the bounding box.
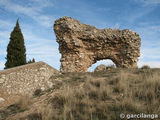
[54,17,141,72]
[0,97,5,103]
[94,64,108,72]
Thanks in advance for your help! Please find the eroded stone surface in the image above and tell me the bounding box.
[54,17,141,72]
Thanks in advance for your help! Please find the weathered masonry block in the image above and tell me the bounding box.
[54,17,141,72]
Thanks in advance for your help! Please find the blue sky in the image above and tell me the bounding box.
[0,0,160,71]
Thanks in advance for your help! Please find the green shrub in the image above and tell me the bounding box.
[141,65,150,69]
[33,89,42,96]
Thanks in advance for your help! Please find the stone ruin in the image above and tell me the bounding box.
[54,17,141,72]
[0,62,59,106]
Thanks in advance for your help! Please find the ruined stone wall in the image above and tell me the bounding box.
[0,62,59,106]
[54,17,141,72]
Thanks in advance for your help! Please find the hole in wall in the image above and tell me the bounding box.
[88,59,116,72]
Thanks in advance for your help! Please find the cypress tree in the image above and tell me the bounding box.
[32,58,35,63]
[5,19,26,69]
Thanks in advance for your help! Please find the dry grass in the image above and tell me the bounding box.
[50,69,160,119]
[1,68,160,120]
[17,95,32,109]
[35,69,159,120]
[0,95,32,120]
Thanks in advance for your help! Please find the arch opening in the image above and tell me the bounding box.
[88,59,116,72]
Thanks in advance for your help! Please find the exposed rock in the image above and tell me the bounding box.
[54,16,141,72]
[0,97,5,103]
[0,78,4,83]
[94,64,108,72]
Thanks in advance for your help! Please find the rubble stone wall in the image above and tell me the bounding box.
[0,62,59,106]
[54,17,141,72]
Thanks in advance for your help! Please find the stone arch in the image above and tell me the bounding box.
[88,59,116,72]
[54,17,141,72]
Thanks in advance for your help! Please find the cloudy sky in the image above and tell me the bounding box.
[0,0,160,71]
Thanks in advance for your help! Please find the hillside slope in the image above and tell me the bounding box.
[0,62,59,107]
[1,68,160,120]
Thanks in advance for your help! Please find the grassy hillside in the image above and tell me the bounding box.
[1,68,160,120]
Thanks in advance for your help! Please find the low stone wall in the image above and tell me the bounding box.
[0,62,59,106]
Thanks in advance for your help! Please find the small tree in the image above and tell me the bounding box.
[27,58,36,64]
[5,19,26,69]
[32,58,35,63]
[27,59,32,64]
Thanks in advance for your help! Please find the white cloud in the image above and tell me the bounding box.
[27,44,59,56]
[0,61,5,70]
[22,27,60,68]
[0,20,13,46]
[137,23,160,33]
[133,21,160,68]
[112,23,120,29]
[29,0,54,8]
[127,8,154,24]
[26,41,61,70]
[0,30,10,57]
[138,61,160,68]
[140,47,160,59]
[23,26,61,69]
[134,0,160,5]
[0,0,38,15]
[0,19,13,28]
[32,15,56,28]
[0,0,55,27]
[134,23,160,48]
[0,31,10,43]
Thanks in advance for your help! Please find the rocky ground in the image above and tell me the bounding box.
[0,67,160,120]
